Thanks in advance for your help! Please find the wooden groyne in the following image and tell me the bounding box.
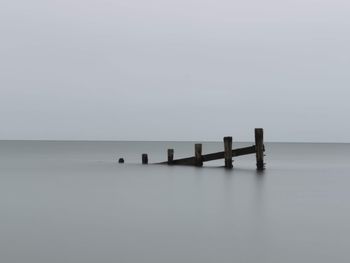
[120,128,265,170]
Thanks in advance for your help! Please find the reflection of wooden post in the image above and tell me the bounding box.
[142,154,148,164]
[195,144,203,167]
[223,137,233,168]
[167,149,174,164]
[255,128,265,170]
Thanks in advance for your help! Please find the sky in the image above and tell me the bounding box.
[1,0,349,142]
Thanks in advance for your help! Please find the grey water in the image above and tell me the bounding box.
[0,141,350,263]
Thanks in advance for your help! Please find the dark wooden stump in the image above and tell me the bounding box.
[142,154,148,164]
[255,128,265,170]
[118,158,124,163]
[223,137,233,168]
[167,149,174,164]
[195,144,203,167]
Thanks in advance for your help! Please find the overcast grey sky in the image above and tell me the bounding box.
[1,0,349,142]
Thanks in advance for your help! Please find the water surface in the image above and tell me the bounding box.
[0,141,349,263]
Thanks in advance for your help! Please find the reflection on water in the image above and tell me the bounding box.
[0,141,350,263]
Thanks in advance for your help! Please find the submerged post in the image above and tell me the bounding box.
[118,158,124,163]
[255,128,265,170]
[142,154,148,164]
[195,144,203,167]
[223,137,233,168]
[167,149,174,164]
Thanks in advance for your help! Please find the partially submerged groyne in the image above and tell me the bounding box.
[120,128,265,170]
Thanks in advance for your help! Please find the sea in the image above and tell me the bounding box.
[0,141,349,263]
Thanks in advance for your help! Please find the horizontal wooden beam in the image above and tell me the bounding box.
[158,145,260,165]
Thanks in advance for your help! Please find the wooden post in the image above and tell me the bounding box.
[167,149,174,164]
[118,158,124,163]
[223,137,233,168]
[142,154,148,164]
[255,128,265,170]
[195,144,203,167]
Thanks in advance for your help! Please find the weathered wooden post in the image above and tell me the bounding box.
[118,158,124,163]
[142,154,148,164]
[255,128,265,170]
[223,137,233,168]
[195,144,203,167]
[167,149,174,164]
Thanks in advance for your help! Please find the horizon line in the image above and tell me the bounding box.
[0,139,349,144]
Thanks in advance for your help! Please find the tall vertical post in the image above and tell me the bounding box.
[167,149,174,165]
[223,137,233,168]
[142,154,148,164]
[194,144,203,167]
[255,128,265,170]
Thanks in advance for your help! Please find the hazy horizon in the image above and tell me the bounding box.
[0,139,349,144]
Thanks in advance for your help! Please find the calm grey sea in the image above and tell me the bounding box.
[0,141,349,263]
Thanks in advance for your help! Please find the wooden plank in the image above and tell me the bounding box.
[202,146,256,162]
[224,137,233,168]
[255,128,265,170]
[201,151,224,162]
[159,145,257,165]
[195,144,203,167]
[233,145,257,157]
[172,156,195,165]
